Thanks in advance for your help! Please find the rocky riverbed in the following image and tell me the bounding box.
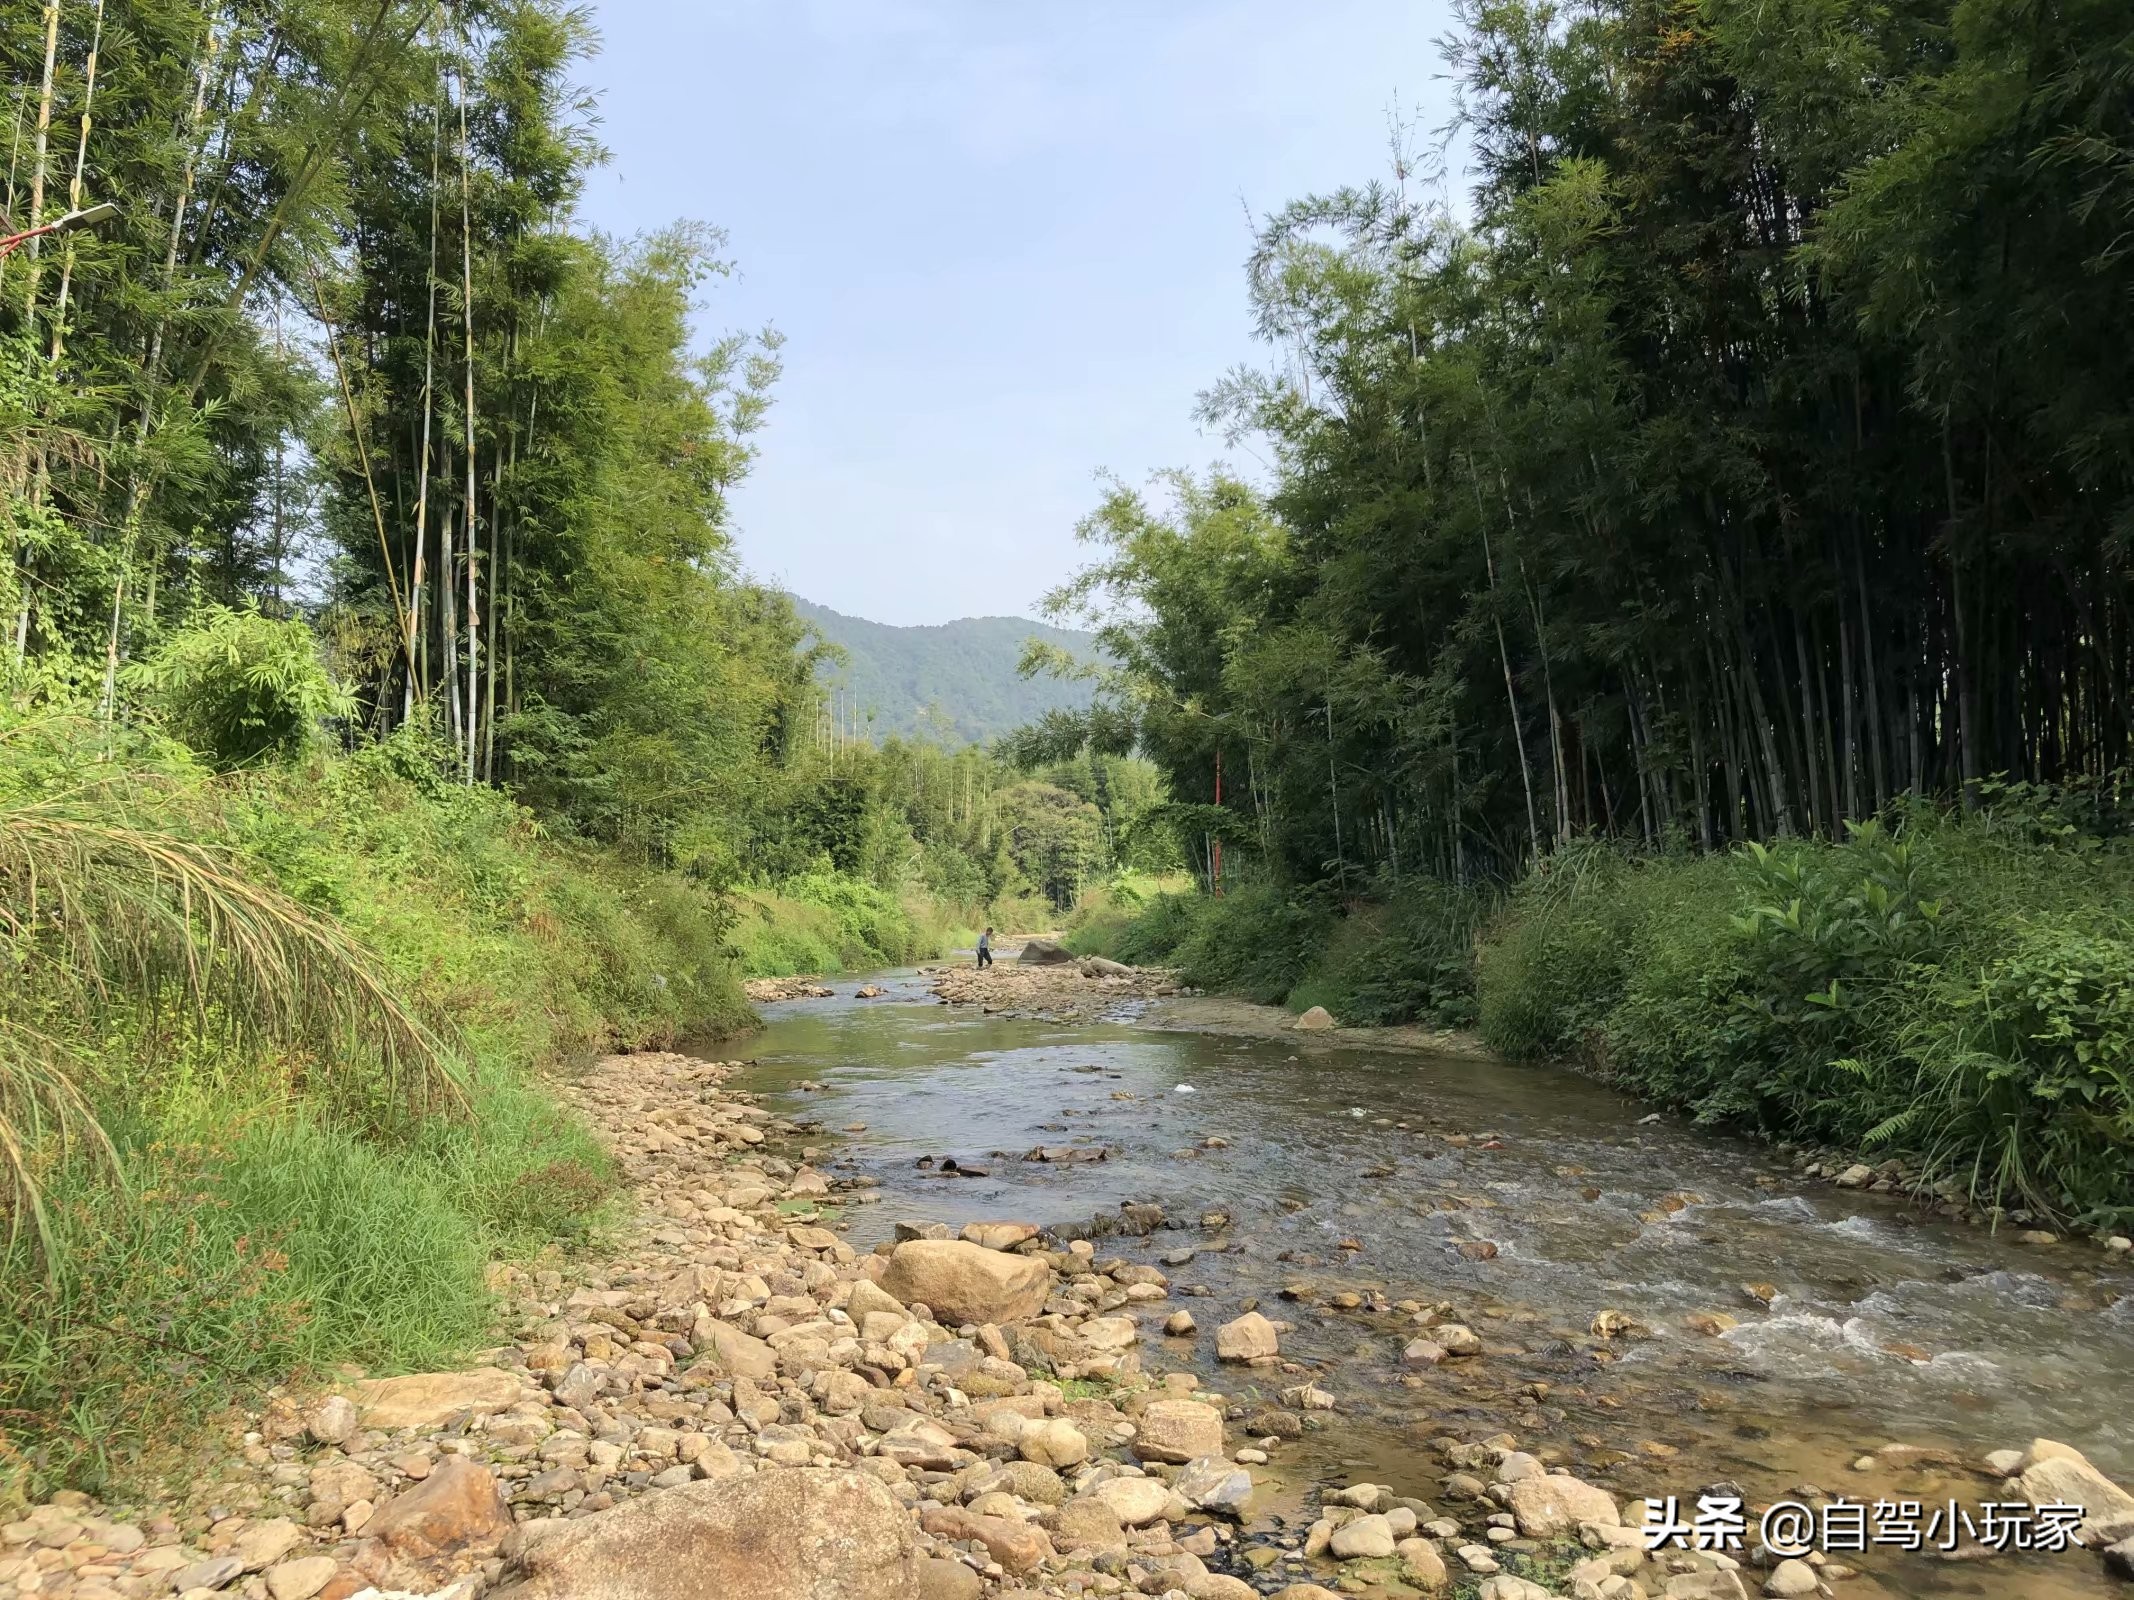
[11,997,2134,1600]
[929,957,1186,1022]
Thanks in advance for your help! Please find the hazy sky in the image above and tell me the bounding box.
[577,0,1458,626]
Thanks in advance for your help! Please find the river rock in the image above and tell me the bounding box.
[350,1368,526,1430]
[1506,1473,1621,1537]
[1051,1498,1129,1553]
[1835,1163,1874,1187]
[1436,1323,1481,1355]
[1294,1006,1335,1031]
[263,1557,338,1600]
[918,1506,1055,1574]
[493,1468,918,1600]
[964,1460,1065,1506]
[1216,1311,1280,1362]
[698,1319,779,1380]
[2015,1440,2134,1543]
[171,1556,244,1593]
[1017,938,1074,966]
[233,1518,303,1572]
[1018,1419,1090,1469]
[962,1221,1037,1251]
[1763,1558,1818,1596]
[1175,1458,1254,1518]
[1091,1477,1172,1526]
[304,1394,358,1446]
[917,1556,983,1600]
[1397,1536,1449,1590]
[1271,1588,1344,1600]
[1134,1398,1225,1463]
[363,1457,514,1563]
[879,1239,1051,1327]
[2106,1536,2134,1581]
[1330,1514,1398,1558]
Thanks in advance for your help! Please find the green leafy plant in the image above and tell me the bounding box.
[125,607,352,771]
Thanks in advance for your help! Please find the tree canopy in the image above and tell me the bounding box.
[1031,0,2134,887]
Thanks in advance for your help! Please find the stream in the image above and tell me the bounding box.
[734,968,2134,1598]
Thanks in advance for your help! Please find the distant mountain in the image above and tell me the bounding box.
[788,596,1102,746]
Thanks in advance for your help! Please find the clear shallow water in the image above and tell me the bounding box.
[727,969,2134,1598]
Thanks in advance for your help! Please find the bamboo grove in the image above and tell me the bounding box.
[1027,0,2134,886]
[1,0,811,865]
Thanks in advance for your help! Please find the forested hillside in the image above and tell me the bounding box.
[1054,0,2134,1228]
[789,596,1100,745]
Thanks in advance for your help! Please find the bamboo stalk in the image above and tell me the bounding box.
[45,0,107,367]
[457,62,478,784]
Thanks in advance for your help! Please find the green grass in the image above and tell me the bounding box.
[0,715,706,1505]
[728,872,975,976]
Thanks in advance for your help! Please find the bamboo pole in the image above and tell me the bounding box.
[457,63,478,783]
[45,0,106,366]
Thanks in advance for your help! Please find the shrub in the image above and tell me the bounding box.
[126,607,351,770]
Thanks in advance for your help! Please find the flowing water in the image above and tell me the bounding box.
[732,969,2134,1598]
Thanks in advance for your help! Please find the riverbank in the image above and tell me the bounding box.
[0,723,751,1506]
[13,1008,2134,1600]
[1071,809,2134,1235]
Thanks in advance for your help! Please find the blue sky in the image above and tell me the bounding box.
[578,0,1458,626]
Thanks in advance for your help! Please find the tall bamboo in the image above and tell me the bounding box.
[457,63,478,783]
[46,0,107,366]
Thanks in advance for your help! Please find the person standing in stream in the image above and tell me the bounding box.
[976,927,993,969]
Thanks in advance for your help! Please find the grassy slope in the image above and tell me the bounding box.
[0,727,750,1503]
[727,874,975,975]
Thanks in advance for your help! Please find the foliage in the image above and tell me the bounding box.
[0,713,460,1260]
[1021,0,2134,890]
[0,709,788,1500]
[1476,808,2134,1228]
[998,781,1106,913]
[125,607,352,770]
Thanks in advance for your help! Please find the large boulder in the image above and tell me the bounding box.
[350,1368,527,1430]
[1215,1312,1280,1362]
[1017,938,1074,966]
[1506,1473,1621,1537]
[1294,1006,1336,1031]
[2016,1440,2134,1545]
[493,1468,917,1600]
[1133,1399,1225,1464]
[879,1239,1051,1327]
